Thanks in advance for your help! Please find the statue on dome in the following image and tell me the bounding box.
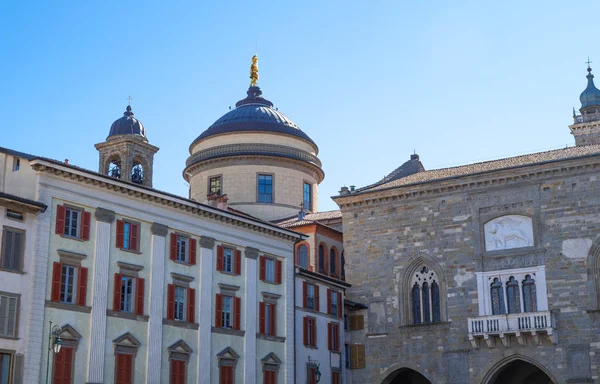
[250,55,259,86]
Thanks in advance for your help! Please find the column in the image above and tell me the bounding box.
[146,223,168,384]
[197,236,215,384]
[86,208,114,383]
[243,247,258,383]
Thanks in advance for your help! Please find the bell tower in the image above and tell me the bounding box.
[570,63,600,146]
[95,104,159,187]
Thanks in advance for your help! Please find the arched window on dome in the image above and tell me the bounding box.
[296,244,309,269]
[318,244,326,274]
[131,163,144,185]
[410,266,441,324]
[108,158,121,179]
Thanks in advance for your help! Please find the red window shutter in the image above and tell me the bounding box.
[116,220,124,248]
[327,289,332,315]
[190,238,197,265]
[52,347,64,382]
[302,281,308,308]
[259,302,265,334]
[303,317,308,345]
[216,245,224,271]
[167,284,175,320]
[113,273,122,311]
[77,267,88,306]
[170,360,177,384]
[130,223,139,252]
[234,250,241,275]
[328,323,333,351]
[82,211,91,241]
[275,259,282,284]
[234,296,241,330]
[55,205,66,235]
[187,288,195,323]
[259,255,266,281]
[51,262,63,302]
[215,293,222,327]
[136,278,145,315]
[311,318,316,346]
[337,292,343,318]
[170,233,177,260]
[315,285,320,311]
[270,303,276,336]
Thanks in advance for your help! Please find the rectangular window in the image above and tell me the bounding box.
[257,174,273,203]
[307,284,315,310]
[174,286,186,321]
[60,265,77,304]
[176,235,188,262]
[0,293,19,338]
[350,344,366,369]
[120,276,135,312]
[265,258,275,283]
[304,317,317,347]
[209,176,222,194]
[12,158,20,172]
[64,208,80,238]
[328,322,340,352]
[222,295,233,328]
[303,182,312,211]
[0,352,13,383]
[263,369,277,384]
[0,227,24,272]
[115,353,133,384]
[170,359,186,384]
[331,291,338,316]
[220,365,234,384]
[263,303,275,336]
[53,347,74,383]
[223,248,234,273]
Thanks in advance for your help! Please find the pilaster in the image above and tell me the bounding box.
[284,251,294,384]
[243,247,258,383]
[146,223,168,384]
[86,208,114,383]
[198,236,215,384]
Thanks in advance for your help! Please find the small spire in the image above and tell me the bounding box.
[250,55,259,87]
[573,107,577,118]
[126,95,133,106]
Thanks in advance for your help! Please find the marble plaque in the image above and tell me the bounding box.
[484,215,533,252]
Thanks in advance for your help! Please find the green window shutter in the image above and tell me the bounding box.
[13,353,24,384]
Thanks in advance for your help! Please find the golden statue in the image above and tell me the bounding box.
[250,55,259,86]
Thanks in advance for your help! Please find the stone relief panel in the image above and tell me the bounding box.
[484,215,533,252]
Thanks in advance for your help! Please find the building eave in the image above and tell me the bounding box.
[296,267,351,289]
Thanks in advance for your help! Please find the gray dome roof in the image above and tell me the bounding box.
[190,86,317,149]
[108,106,147,140]
[580,67,600,110]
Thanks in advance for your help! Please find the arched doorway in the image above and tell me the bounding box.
[382,368,432,384]
[487,359,554,384]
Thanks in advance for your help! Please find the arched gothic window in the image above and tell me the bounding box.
[108,159,121,179]
[297,244,309,269]
[506,276,521,314]
[318,245,326,274]
[490,278,506,315]
[330,248,337,276]
[131,163,144,184]
[411,266,441,324]
[522,275,537,312]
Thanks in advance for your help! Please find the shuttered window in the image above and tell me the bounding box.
[0,293,19,338]
[349,344,366,369]
[0,227,24,272]
[115,353,133,384]
[263,369,277,384]
[350,315,365,330]
[219,365,234,384]
[116,220,140,252]
[52,347,74,384]
[332,371,341,384]
[170,359,186,384]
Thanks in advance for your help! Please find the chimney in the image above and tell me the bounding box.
[64,159,69,165]
[349,185,355,192]
[216,194,229,210]
[339,186,350,195]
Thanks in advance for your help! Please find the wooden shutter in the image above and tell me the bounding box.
[333,324,339,351]
[337,292,343,318]
[233,296,241,330]
[51,262,63,302]
[171,360,186,384]
[259,302,265,334]
[13,353,24,384]
[55,205,66,235]
[113,273,122,311]
[170,233,177,260]
[53,347,65,382]
[270,303,276,336]
[350,315,364,330]
[327,289,332,315]
[259,255,266,281]
[303,317,308,345]
[187,288,195,323]
[311,318,316,346]
[135,278,145,315]
[314,285,320,311]
[234,249,242,275]
[332,371,340,384]
[216,245,224,271]
[82,211,91,241]
[130,223,139,252]
[275,259,282,284]
[189,238,197,265]
[328,323,333,351]
[116,220,124,248]
[167,284,175,320]
[77,267,88,306]
[215,293,222,327]
[302,281,308,308]
[350,344,365,369]
[53,347,73,384]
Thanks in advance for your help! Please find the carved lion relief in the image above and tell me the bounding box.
[484,215,533,252]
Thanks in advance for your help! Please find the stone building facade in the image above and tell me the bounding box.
[333,67,600,383]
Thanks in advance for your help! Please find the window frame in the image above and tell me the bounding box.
[303,182,312,211]
[296,242,309,269]
[12,157,20,172]
[176,235,188,263]
[222,247,234,274]
[265,258,275,283]
[0,350,15,383]
[63,207,81,239]
[329,322,340,352]
[174,286,187,322]
[0,292,20,339]
[120,220,140,252]
[330,290,338,316]
[60,264,78,304]
[120,276,136,313]
[307,283,315,310]
[221,295,233,329]
[208,175,223,195]
[0,226,25,273]
[256,173,274,204]
[305,316,317,347]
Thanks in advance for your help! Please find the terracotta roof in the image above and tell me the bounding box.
[273,210,341,228]
[355,145,600,194]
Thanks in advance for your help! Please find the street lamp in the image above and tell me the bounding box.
[307,356,321,383]
[45,321,63,384]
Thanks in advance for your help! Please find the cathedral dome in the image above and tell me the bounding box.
[108,105,147,141]
[580,67,600,109]
[189,86,317,150]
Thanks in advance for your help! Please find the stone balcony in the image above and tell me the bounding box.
[467,311,557,348]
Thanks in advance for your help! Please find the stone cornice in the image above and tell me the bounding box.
[30,159,304,242]
[334,157,600,208]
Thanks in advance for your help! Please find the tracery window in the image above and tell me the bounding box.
[490,278,506,315]
[411,266,441,324]
[506,276,521,314]
[481,269,544,316]
[522,274,537,312]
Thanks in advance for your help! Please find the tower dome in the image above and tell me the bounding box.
[185,57,323,221]
[107,105,147,141]
[580,66,600,110]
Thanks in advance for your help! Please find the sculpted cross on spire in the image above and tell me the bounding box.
[250,55,259,87]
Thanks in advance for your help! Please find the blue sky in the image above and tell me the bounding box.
[1,1,598,212]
